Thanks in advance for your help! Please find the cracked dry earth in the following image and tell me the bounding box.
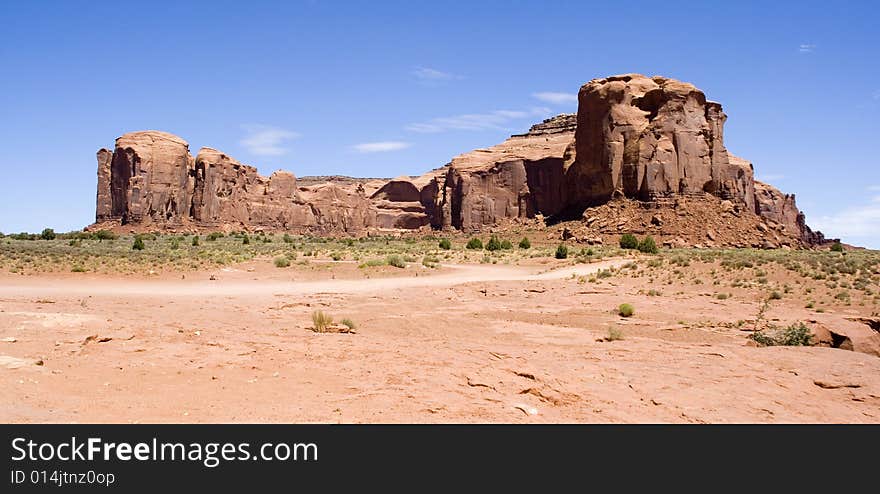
[1,259,879,423]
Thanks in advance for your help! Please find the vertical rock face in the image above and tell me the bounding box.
[95,148,113,221]
[754,181,824,244]
[568,74,733,206]
[100,131,195,225]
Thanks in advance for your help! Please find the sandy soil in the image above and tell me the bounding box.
[1,259,878,423]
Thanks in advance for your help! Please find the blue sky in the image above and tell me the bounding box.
[1,0,878,247]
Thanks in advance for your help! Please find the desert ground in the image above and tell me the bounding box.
[1,230,879,423]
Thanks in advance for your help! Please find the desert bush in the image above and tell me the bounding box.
[466,238,483,250]
[555,244,568,259]
[274,256,290,268]
[749,322,812,346]
[71,266,86,272]
[242,235,250,245]
[618,303,634,317]
[283,233,293,243]
[500,239,513,250]
[331,252,344,261]
[312,310,333,333]
[716,293,730,300]
[830,241,843,252]
[192,236,200,246]
[132,237,145,251]
[485,236,503,251]
[769,290,782,300]
[207,232,224,241]
[40,228,56,240]
[607,327,624,341]
[341,318,357,330]
[438,238,452,250]
[386,255,406,268]
[637,236,658,254]
[360,259,386,268]
[170,238,180,250]
[619,234,638,250]
[519,237,531,249]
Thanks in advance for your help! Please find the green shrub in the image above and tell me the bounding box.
[438,238,452,250]
[341,318,357,330]
[170,238,180,250]
[386,255,406,268]
[283,233,293,243]
[607,327,624,341]
[192,236,200,246]
[618,303,634,317]
[360,258,386,268]
[519,237,531,249]
[93,230,116,241]
[242,235,250,245]
[132,237,145,251]
[500,239,513,250]
[830,241,843,252]
[40,228,56,240]
[207,232,224,241]
[555,244,568,259]
[619,234,638,250]
[749,322,812,346]
[769,291,782,300]
[71,266,86,273]
[637,236,658,254]
[485,236,502,251]
[274,256,291,268]
[331,252,344,261]
[311,311,333,333]
[466,238,483,250]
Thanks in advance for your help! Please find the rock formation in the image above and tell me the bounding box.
[92,73,826,247]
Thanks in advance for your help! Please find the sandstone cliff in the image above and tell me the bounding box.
[93,74,825,247]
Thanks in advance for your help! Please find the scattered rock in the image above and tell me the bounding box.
[813,380,862,390]
[513,403,539,416]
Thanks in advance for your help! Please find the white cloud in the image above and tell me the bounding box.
[533,92,578,104]
[406,107,551,133]
[240,124,300,156]
[799,44,816,53]
[757,173,785,182]
[352,141,411,153]
[811,199,880,247]
[412,66,462,86]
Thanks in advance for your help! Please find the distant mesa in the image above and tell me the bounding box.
[92,74,828,248]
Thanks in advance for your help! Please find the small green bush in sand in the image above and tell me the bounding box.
[555,244,568,259]
[311,311,333,333]
[386,255,406,268]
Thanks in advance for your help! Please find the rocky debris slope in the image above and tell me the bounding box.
[92,73,826,247]
[560,194,807,249]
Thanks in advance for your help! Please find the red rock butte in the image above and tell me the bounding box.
[93,73,826,248]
